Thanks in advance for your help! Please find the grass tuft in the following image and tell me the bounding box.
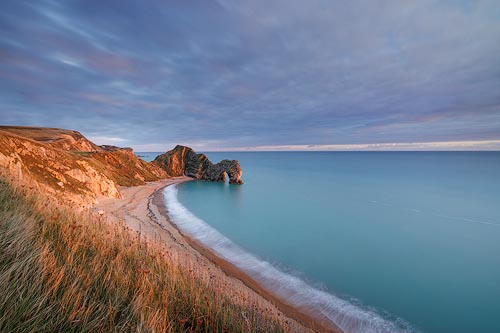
[0,180,285,332]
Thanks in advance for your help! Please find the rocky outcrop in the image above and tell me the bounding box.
[153,145,244,184]
[201,159,244,184]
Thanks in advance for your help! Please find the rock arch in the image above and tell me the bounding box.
[205,159,244,184]
[153,145,244,184]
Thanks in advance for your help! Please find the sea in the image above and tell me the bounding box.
[138,151,500,333]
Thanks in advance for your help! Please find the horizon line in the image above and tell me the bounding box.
[131,139,500,152]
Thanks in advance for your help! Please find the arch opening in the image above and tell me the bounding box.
[222,171,229,183]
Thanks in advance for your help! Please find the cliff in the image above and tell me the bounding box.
[0,126,244,207]
[0,129,119,207]
[93,145,167,186]
[0,127,166,207]
[0,126,101,152]
[153,145,244,184]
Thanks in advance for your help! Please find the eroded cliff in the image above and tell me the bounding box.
[0,126,101,152]
[0,127,243,207]
[0,128,166,207]
[153,145,244,184]
[0,130,120,207]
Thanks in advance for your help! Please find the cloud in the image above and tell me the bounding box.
[87,136,127,145]
[1,0,499,150]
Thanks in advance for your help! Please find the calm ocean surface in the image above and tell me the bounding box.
[140,151,500,333]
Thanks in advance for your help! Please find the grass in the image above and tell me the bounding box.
[0,180,285,332]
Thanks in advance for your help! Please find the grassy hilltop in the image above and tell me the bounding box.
[0,180,285,332]
[0,126,288,332]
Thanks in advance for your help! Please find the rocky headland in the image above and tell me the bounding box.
[153,145,244,184]
[0,126,243,208]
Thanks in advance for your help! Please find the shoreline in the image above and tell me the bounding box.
[96,178,341,333]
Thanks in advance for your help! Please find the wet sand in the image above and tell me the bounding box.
[95,177,341,333]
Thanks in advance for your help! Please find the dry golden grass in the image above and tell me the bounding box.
[0,180,285,332]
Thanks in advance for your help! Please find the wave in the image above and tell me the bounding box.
[164,185,416,333]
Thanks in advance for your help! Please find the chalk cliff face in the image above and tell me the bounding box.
[0,130,120,207]
[0,127,166,207]
[153,145,244,184]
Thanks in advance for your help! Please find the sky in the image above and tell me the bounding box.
[1,0,500,151]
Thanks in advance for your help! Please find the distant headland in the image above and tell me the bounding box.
[153,145,244,184]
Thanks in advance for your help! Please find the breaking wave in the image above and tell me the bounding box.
[164,185,416,333]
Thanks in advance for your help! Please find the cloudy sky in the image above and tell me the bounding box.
[1,0,500,151]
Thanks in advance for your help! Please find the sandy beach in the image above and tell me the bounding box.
[95,177,341,333]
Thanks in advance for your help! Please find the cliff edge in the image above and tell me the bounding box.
[0,125,101,152]
[153,145,244,184]
[0,127,166,207]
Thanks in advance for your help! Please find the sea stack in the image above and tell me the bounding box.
[153,145,244,184]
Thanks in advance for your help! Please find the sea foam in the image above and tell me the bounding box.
[164,185,415,333]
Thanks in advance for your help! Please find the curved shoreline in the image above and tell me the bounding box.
[96,178,341,333]
[154,182,341,333]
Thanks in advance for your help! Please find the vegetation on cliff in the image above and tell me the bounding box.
[0,126,101,152]
[0,128,166,206]
[0,126,270,331]
[0,180,284,332]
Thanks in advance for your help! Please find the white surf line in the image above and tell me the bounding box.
[166,185,415,333]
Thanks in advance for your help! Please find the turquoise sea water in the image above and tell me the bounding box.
[141,152,500,333]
